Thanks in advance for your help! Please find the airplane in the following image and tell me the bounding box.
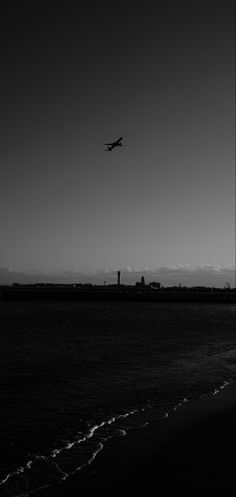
[103,136,123,151]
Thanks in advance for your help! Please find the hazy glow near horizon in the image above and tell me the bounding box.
[0,2,235,280]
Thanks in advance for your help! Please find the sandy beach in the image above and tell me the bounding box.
[34,379,236,497]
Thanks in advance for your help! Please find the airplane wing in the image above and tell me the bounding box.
[103,137,123,145]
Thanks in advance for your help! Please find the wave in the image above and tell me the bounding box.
[164,378,231,420]
[0,378,232,497]
[211,379,230,396]
[0,407,146,497]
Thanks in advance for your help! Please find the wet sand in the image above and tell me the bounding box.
[35,380,236,496]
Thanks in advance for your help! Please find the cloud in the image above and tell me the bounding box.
[197,263,236,273]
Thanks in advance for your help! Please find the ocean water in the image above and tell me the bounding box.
[0,300,235,496]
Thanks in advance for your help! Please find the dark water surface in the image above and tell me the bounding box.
[0,301,235,495]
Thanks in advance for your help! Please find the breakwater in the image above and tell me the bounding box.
[0,286,235,303]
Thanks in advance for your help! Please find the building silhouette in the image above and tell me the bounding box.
[135,275,146,287]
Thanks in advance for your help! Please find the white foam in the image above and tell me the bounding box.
[68,441,104,475]
[0,406,144,496]
[211,379,230,396]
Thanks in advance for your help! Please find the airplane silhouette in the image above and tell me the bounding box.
[103,136,123,151]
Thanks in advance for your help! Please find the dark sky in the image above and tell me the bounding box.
[0,1,235,281]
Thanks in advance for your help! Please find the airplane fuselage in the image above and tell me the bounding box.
[103,136,123,151]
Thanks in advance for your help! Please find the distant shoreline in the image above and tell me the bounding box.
[0,285,235,303]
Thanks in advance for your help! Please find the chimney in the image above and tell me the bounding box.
[117,271,121,286]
